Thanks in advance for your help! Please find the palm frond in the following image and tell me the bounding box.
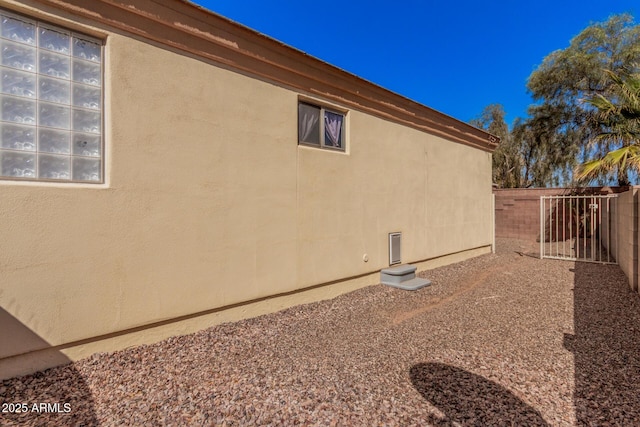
[575,144,640,182]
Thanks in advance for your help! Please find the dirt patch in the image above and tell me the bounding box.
[391,264,505,325]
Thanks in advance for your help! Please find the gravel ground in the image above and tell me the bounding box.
[3,238,640,426]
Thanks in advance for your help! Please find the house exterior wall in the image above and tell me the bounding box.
[0,0,495,379]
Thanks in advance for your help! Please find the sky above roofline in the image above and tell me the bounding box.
[191,1,638,128]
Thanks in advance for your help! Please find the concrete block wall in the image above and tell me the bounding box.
[494,187,623,241]
[609,188,639,291]
[495,186,638,292]
[494,188,560,240]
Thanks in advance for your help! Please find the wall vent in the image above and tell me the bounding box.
[389,232,402,265]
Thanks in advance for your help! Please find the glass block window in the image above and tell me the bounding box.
[0,11,102,182]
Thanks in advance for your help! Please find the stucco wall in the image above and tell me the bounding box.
[0,1,493,377]
[297,110,492,287]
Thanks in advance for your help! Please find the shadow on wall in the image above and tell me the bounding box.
[0,308,98,425]
[410,362,549,426]
[566,262,640,424]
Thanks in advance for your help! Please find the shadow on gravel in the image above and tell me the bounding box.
[410,362,549,426]
[566,262,640,424]
[0,308,98,426]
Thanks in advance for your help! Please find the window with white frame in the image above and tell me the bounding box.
[0,10,103,182]
[298,101,345,151]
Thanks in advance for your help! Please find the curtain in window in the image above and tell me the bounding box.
[324,111,343,147]
[298,103,320,144]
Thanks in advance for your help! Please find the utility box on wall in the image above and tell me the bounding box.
[389,232,402,265]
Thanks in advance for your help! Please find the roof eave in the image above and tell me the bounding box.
[30,0,499,152]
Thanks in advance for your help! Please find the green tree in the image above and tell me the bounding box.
[511,117,564,187]
[471,105,563,188]
[470,104,521,188]
[575,70,640,184]
[527,13,640,185]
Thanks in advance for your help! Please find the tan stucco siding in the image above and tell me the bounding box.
[2,32,297,357]
[0,8,492,364]
[296,110,492,288]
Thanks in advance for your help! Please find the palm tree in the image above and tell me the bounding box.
[575,70,640,185]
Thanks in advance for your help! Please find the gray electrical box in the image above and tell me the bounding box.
[389,232,401,265]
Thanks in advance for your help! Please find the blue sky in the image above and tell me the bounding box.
[192,1,638,128]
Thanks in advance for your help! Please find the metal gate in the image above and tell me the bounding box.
[540,194,618,264]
